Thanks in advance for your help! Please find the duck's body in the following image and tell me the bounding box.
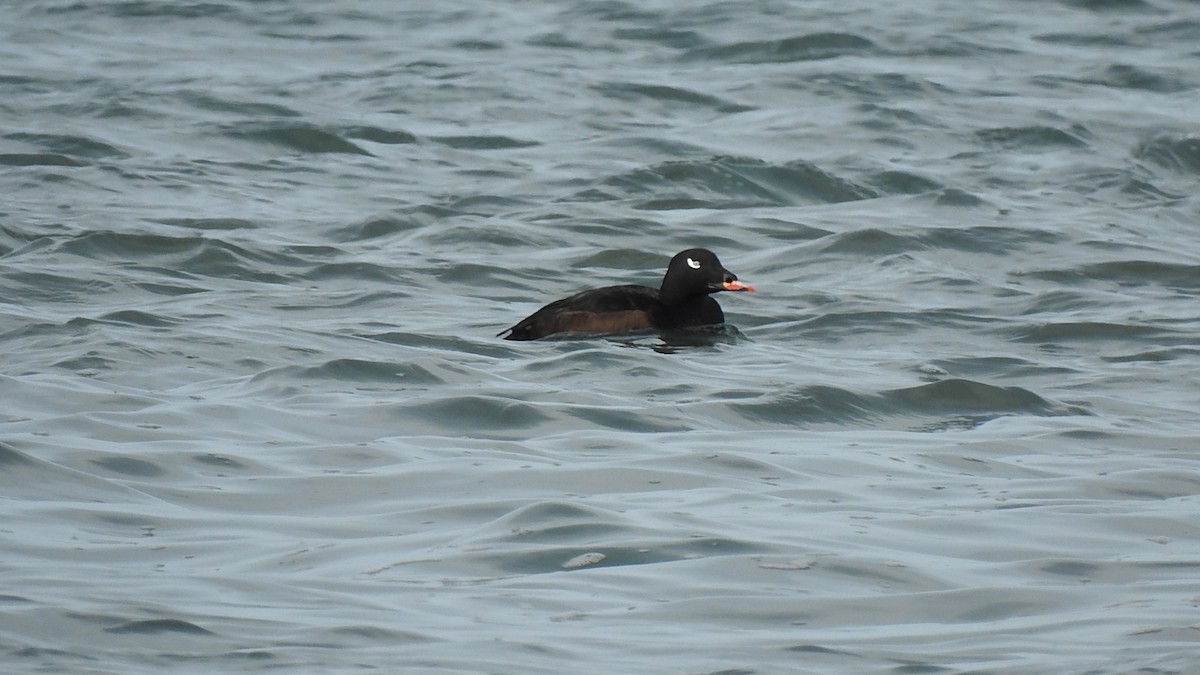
[499,248,753,341]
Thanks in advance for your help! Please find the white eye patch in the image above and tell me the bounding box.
[686,257,701,269]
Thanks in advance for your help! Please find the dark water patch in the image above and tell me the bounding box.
[564,0,659,22]
[407,220,542,250]
[1135,18,1200,40]
[534,326,743,351]
[300,262,405,282]
[585,156,875,209]
[4,132,127,159]
[437,261,536,287]
[10,646,97,663]
[683,32,875,63]
[54,353,114,373]
[610,26,706,49]
[104,618,214,635]
[821,228,918,255]
[656,324,747,348]
[1,317,92,342]
[0,224,52,256]
[454,39,504,51]
[220,650,277,662]
[526,215,669,241]
[329,214,422,242]
[0,441,35,466]
[177,90,301,118]
[837,72,955,102]
[1093,469,1200,500]
[602,135,711,158]
[919,225,1064,253]
[1061,168,1190,203]
[728,385,880,426]
[445,193,533,214]
[0,153,87,167]
[1023,260,1200,290]
[656,536,769,558]
[477,501,624,539]
[324,624,433,644]
[786,644,856,657]
[886,379,1065,417]
[430,135,539,150]
[93,512,162,529]
[63,610,129,627]
[857,109,932,139]
[976,125,1089,149]
[156,217,260,231]
[594,81,754,114]
[571,248,664,270]
[228,123,372,156]
[362,330,514,358]
[251,359,446,386]
[477,546,623,574]
[907,35,1022,58]
[1102,347,1194,363]
[955,601,1045,624]
[1035,32,1135,47]
[53,231,266,271]
[86,1,242,19]
[192,453,248,470]
[330,202,463,239]
[926,188,988,207]
[518,344,645,372]
[1091,64,1189,93]
[1011,321,1163,343]
[799,310,993,338]
[864,170,942,195]
[91,455,168,478]
[1116,177,1185,201]
[96,310,180,327]
[0,442,161,502]
[701,452,786,476]
[1056,428,1116,440]
[394,395,552,435]
[925,356,1050,379]
[1061,0,1160,12]
[1019,289,1096,315]
[174,251,286,285]
[1134,133,1200,174]
[749,217,833,242]
[130,279,209,296]
[481,537,768,575]
[568,406,692,433]
[725,158,877,204]
[282,243,342,258]
[525,31,587,50]
[344,126,417,145]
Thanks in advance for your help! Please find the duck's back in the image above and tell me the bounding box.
[500,285,661,340]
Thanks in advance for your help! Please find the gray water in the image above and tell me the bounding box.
[3,1,1200,673]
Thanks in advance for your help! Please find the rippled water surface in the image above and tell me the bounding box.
[3,1,1200,673]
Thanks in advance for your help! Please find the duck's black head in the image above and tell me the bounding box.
[659,248,753,305]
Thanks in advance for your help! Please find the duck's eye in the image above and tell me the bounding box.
[686,257,701,269]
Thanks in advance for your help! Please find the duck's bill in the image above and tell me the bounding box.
[723,280,754,292]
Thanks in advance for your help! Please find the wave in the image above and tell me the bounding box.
[571,156,877,209]
[725,378,1081,431]
[682,32,876,63]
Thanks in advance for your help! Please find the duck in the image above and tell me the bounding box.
[498,248,753,340]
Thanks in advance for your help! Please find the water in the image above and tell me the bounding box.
[2,1,1199,673]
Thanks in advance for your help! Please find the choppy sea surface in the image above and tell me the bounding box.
[3,1,1200,673]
